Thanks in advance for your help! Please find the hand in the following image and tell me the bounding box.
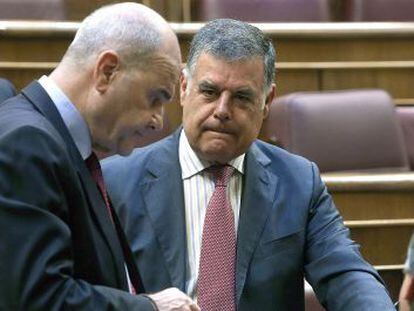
[399,274,414,311]
[147,287,200,311]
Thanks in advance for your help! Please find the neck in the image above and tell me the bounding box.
[49,63,91,116]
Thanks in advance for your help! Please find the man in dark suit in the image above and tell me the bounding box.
[0,3,198,310]
[0,78,17,102]
[103,19,395,310]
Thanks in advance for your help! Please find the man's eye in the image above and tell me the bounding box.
[201,89,216,97]
[236,95,249,101]
[235,94,251,103]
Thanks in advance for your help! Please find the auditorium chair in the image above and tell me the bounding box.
[396,106,414,170]
[0,0,66,20]
[262,89,409,173]
[345,0,414,21]
[0,78,17,103]
[194,0,331,22]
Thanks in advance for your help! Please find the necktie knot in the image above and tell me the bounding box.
[209,165,234,187]
[85,152,101,175]
[84,152,113,222]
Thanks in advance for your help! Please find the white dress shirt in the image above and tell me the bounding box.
[178,129,245,299]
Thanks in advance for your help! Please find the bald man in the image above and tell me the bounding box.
[0,3,197,310]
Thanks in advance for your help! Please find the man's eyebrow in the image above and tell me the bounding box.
[198,81,218,89]
[235,88,254,97]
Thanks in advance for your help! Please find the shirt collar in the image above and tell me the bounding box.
[178,129,245,180]
[38,75,92,160]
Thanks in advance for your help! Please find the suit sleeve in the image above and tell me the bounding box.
[303,163,395,310]
[0,125,154,311]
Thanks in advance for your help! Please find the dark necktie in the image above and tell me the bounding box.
[198,165,236,311]
[85,152,137,294]
[85,152,114,222]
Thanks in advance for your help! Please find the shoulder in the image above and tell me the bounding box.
[102,133,178,177]
[252,139,316,175]
[250,140,322,199]
[0,78,17,102]
[0,95,66,150]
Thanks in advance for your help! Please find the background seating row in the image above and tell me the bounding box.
[2,0,414,22]
[2,22,414,132]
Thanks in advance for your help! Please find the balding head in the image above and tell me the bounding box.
[50,2,182,158]
[63,2,180,69]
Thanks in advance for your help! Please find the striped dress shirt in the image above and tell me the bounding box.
[178,130,245,300]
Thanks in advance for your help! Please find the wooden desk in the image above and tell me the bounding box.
[323,172,414,302]
[323,172,414,265]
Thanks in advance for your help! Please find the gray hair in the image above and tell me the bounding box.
[63,2,164,68]
[185,19,275,92]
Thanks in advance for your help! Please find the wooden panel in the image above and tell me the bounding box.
[276,70,320,95]
[277,37,414,62]
[0,68,52,90]
[331,191,414,220]
[3,22,414,61]
[322,173,414,280]
[377,267,403,303]
[325,173,414,220]
[347,223,413,265]
[322,67,414,98]
[0,37,71,62]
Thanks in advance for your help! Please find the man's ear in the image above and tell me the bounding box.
[94,50,120,93]
[179,70,188,107]
[263,83,276,119]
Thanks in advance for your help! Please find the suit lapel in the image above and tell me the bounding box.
[140,131,187,291]
[236,143,279,303]
[21,81,129,290]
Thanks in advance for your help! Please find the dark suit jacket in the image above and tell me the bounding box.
[0,82,153,310]
[0,78,17,103]
[103,128,395,311]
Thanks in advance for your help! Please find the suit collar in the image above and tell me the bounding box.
[21,81,130,290]
[141,132,280,297]
[38,75,92,159]
[236,142,279,302]
[140,128,187,291]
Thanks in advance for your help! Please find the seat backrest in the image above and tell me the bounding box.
[195,0,331,22]
[262,89,409,173]
[396,107,414,170]
[0,78,17,103]
[345,0,414,21]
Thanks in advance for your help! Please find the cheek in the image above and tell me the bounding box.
[183,102,211,126]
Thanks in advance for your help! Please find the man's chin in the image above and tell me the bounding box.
[117,147,134,157]
[198,146,235,164]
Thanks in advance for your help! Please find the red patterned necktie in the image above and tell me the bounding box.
[85,152,136,295]
[198,165,236,311]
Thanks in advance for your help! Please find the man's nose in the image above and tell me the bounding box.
[148,106,164,131]
[214,92,231,121]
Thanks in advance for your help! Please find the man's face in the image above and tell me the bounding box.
[91,54,180,157]
[181,53,275,164]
